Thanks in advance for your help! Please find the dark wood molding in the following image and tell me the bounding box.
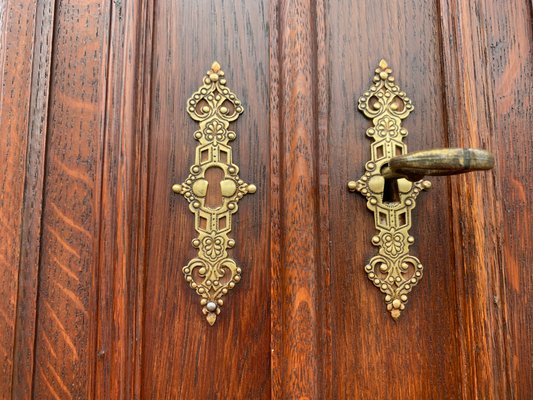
[271,0,324,398]
[11,1,56,397]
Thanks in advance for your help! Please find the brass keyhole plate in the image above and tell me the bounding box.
[172,62,256,325]
[348,60,431,319]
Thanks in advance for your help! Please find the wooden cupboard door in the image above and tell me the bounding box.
[140,2,271,399]
[0,1,114,398]
[0,0,532,399]
[322,1,532,398]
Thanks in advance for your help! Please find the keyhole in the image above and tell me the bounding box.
[204,167,225,209]
[380,163,401,204]
[382,178,400,204]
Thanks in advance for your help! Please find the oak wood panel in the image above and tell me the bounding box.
[131,1,154,398]
[268,2,282,398]
[271,0,322,398]
[325,1,462,398]
[0,1,531,398]
[0,1,39,396]
[94,0,154,399]
[140,1,270,398]
[440,0,533,397]
[31,1,112,398]
[94,1,132,398]
[315,1,333,399]
[11,1,55,397]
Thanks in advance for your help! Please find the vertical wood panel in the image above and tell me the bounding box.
[0,1,38,396]
[315,0,333,398]
[326,1,462,398]
[32,1,112,398]
[0,1,531,398]
[94,1,128,398]
[11,0,56,397]
[94,0,154,398]
[439,0,533,397]
[269,1,282,398]
[141,1,271,398]
[132,0,154,398]
[272,0,322,397]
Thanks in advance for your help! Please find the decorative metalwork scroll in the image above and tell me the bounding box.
[348,60,432,319]
[172,62,256,325]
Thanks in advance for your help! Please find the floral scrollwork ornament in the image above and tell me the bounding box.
[172,62,256,325]
[348,60,432,319]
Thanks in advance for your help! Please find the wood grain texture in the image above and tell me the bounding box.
[31,1,112,398]
[0,0,531,398]
[131,1,154,398]
[0,1,39,396]
[93,0,156,398]
[272,0,322,398]
[269,2,282,397]
[326,1,462,398]
[140,1,271,398]
[440,0,533,397]
[94,0,135,398]
[11,1,55,397]
[315,0,333,399]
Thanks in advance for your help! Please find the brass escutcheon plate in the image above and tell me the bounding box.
[348,60,431,319]
[172,62,256,325]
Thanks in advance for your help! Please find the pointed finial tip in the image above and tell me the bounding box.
[379,59,388,69]
[206,312,217,325]
[391,309,401,320]
[211,61,221,73]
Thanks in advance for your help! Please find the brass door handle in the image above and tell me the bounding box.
[348,60,494,319]
[381,148,494,181]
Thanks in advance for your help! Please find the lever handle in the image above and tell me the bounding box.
[382,148,494,181]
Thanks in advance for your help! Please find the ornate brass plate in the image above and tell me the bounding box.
[172,62,256,325]
[348,60,431,319]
